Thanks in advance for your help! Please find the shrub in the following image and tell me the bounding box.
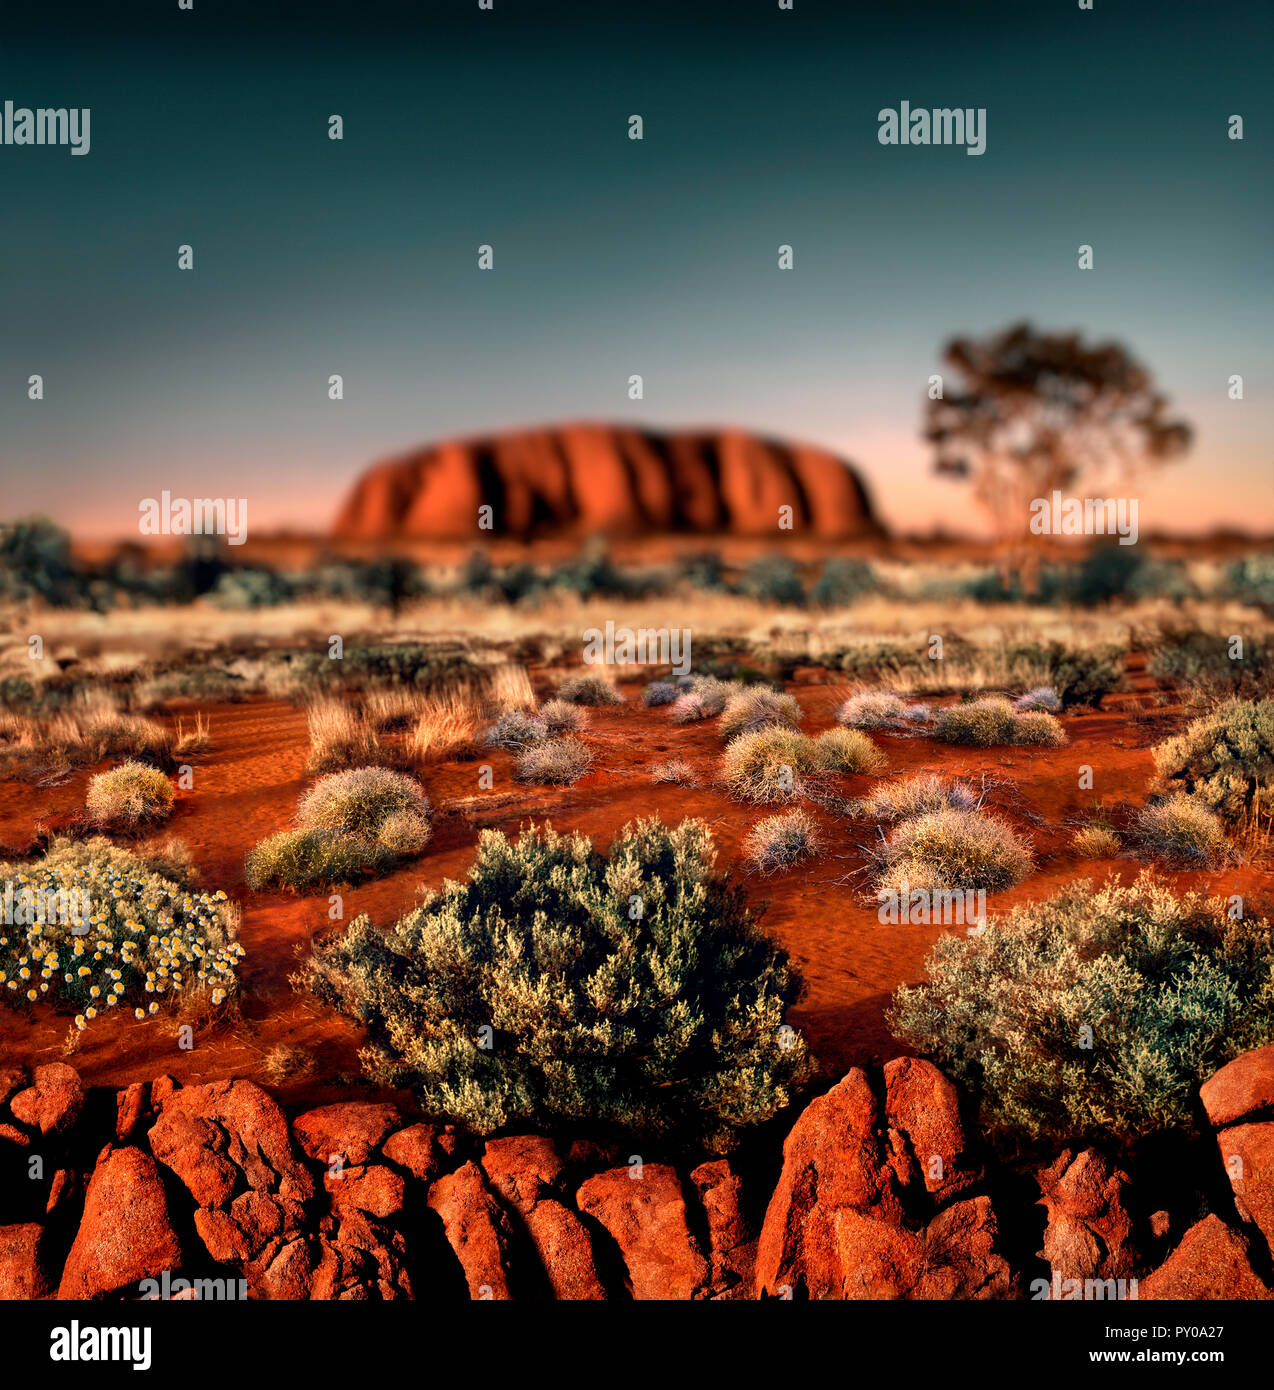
[540,699,589,734]
[244,828,389,891]
[719,728,820,803]
[0,837,241,1029]
[810,558,875,607]
[484,709,549,749]
[741,555,805,606]
[878,807,1032,893]
[1073,825,1120,858]
[514,735,591,785]
[744,810,821,873]
[642,681,680,707]
[298,818,813,1148]
[860,773,978,823]
[936,697,1065,748]
[298,767,430,840]
[1137,794,1228,865]
[719,688,803,741]
[836,691,910,730]
[1002,641,1123,708]
[86,762,174,828]
[1153,699,1274,828]
[888,874,1274,1143]
[1148,634,1274,698]
[1014,686,1062,713]
[813,727,885,774]
[554,672,622,706]
[651,759,696,785]
[1012,710,1068,747]
[671,677,738,723]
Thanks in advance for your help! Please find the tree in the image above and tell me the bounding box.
[925,323,1192,587]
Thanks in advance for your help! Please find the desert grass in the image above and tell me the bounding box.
[514,735,592,785]
[936,697,1066,748]
[650,758,697,785]
[876,806,1033,893]
[719,687,803,741]
[305,698,384,773]
[1137,794,1229,865]
[1073,825,1121,858]
[719,728,822,803]
[174,712,211,754]
[540,698,589,733]
[812,727,886,774]
[553,672,622,706]
[409,664,536,763]
[483,709,549,749]
[85,761,175,828]
[744,809,821,873]
[858,773,980,823]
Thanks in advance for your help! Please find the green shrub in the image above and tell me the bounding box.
[878,807,1032,893]
[741,555,805,606]
[744,809,821,873]
[0,837,241,1028]
[813,727,885,774]
[299,818,813,1148]
[244,828,389,891]
[809,558,875,607]
[514,735,591,785]
[888,874,1274,1143]
[1148,634,1273,697]
[719,728,821,803]
[719,688,802,741]
[1002,641,1123,708]
[1153,699,1274,827]
[86,762,174,828]
[554,672,622,706]
[1137,794,1228,864]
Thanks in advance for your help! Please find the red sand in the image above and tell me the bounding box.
[1,678,1269,1113]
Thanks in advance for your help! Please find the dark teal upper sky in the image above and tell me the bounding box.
[2,0,1270,536]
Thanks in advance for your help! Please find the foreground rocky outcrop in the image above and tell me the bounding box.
[332,423,883,542]
[0,1050,1270,1301]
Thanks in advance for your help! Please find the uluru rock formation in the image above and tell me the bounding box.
[332,423,882,541]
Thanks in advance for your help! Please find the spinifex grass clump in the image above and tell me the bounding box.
[670,676,739,724]
[744,809,821,873]
[936,697,1066,748]
[553,672,622,706]
[836,691,915,730]
[859,773,978,823]
[812,727,886,774]
[1136,793,1229,865]
[718,688,803,741]
[539,698,589,734]
[86,762,175,828]
[1014,686,1062,713]
[642,681,680,707]
[0,837,241,1030]
[483,709,548,749]
[889,874,1274,1143]
[300,817,812,1149]
[877,807,1032,893]
[1153,698,1274,830]
[514,735,592,785]
[719,728,823,803]
[245,767,431,891]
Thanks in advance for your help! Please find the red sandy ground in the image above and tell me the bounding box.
[0,670,1270,1115]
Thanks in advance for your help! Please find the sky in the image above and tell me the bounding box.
[1,0,1271,540]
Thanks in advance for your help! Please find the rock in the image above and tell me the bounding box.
[258,1236,317,1301]
[576,1164,709,1301]
[312,1211,413,1301]
[883,1057,980,1203]
[1036,1148,1138,1282]
[333,424,884,543]
[481,1136,605,1301]
[427,1161,517,1300]
[0,1065,27,1110]
[755,1068,906,1298]
[149,1075,179,1110]
[57,1147,182,1300]
[10,1063,84,1137]
[1215,1122,1274,1254]
[46,1168,74,1215]
[690,1159,754,1298]
[1149,1210,1171,1240]
[1201,1045,1274,1128]
[1141,1216,1270,1300]
[148,1079,313,1208]
[381,1122,457,1185]
[324,1164,405,1219]
[0,1223,51,1299]
[293,1102,402,1168]
[833,1195,1013,1300]
[0,1123,30,1148]
[115,1082,148,1142]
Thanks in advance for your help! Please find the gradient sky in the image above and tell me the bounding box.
[2,0,1271,540]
